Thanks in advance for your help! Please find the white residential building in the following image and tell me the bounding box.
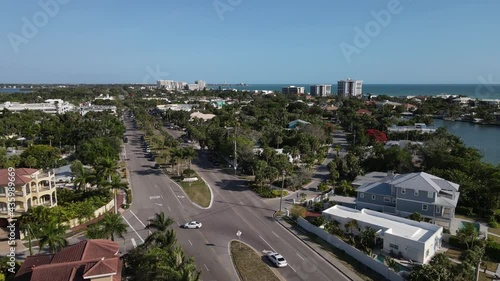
[322,205,443,264]
[79,103,117,116]
[387,123,437,133]
[337,79,363,98]
[94,94,114,101]
[0,100,74,114]
[310,85,332,97]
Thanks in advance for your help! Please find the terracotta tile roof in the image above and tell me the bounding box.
[0,168,39,186]
[356,109,372,116]
[14,240,122,281]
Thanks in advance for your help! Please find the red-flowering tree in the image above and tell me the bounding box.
[366,129,388,143]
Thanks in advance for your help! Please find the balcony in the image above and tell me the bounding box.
[15,191,25,197]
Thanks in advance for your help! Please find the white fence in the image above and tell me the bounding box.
[297,217,405,281]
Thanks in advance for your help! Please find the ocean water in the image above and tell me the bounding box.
[211,84,500,99]
[0,88,32,93]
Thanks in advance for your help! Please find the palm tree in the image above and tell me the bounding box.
[146,212,174,232]
[344,219,358,235]
[38,221,68,253]
[73,167,96,191]
[100,174,128,213]
[456,222,478,249]
[101,213,127,241]
[182,147,196,169]
[95,157,118,183]
[85,222,107,239]
[171,148,184,176]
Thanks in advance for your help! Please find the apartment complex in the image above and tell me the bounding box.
[322,205,443,264]
[387,123,437,133]
[0,100,74,114]
[355,172,460,228]
[337,79,363,98]
[0,168,57,227]
[281,86,305,95]
[157,80,206,91]
[310,84,332,97]
[15,239,122,281]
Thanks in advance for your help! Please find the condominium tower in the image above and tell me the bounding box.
[337,79,363,98]
[310,84,332,97]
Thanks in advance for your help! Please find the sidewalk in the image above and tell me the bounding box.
[274,215,363,281]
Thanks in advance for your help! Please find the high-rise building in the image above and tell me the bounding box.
[337,79,363,98]
[310,84,332,97]
[195,80,207,90]
[282,86,305,95]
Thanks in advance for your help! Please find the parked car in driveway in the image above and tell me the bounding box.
[267,252,287,268]
[182,221,202,229]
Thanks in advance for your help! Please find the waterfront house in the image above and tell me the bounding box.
[355,172,459,229]
[387,123,437,133]
[322,205,443,264]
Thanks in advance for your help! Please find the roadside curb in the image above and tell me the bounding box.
[160,169,211,210]
[272,212,361,281]
[196,172,214,209]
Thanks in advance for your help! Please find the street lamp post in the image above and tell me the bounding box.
[279,170,286,212]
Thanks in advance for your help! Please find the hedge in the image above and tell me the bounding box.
[486,241,500,262]
[448,235,466,249]
[456,206,475,217]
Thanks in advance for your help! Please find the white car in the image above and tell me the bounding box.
[183,221,202,229]
[267,252,287,268]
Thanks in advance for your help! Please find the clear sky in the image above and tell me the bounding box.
[1,0,499,84]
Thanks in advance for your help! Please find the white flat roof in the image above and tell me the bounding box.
[322,205,441,243]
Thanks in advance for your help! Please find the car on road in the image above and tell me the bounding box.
[146,148,151,153]
[153,163,160,169]
[182,221,202,229]
[267,252,287,268]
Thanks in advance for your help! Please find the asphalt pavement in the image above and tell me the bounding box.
[119,117,352,281]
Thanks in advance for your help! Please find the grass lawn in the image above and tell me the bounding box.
[483,260,498,272]
[489,234,500,243]
[489,227,500,236]
[444,248,462,261]
[177,175,211,208]
[230,241,280,281]
[454,214,476,221]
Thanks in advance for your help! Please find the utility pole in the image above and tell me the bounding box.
[234,126,237,175]
[279,170,286,212]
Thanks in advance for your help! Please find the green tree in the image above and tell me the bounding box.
[409,212,423,222]
[456,223,478,249]
[20,145,61,168]
[101,213,127,241]
[38,221,68,253]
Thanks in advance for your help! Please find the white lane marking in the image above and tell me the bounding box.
[177,196,185,198]
[122,216,145,243]
[150,195,161,200]
[271,231,279,238]
[259,236,275,252]
[168,206,171,211]
[229,190,233,193]
[296,253,305,260]
[204,264,210,271]
[176,221,180,226]
[289,264,297,272]
[131,238,137,248]
[239,201,243,205]
[154,184,158,189]
[130,211,147,228]
[188,240,193,246]
[155,203,163,206]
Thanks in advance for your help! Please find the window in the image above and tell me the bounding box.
[422,204,428,211]
[389,243,399,250]
[426,249,430,257]
[392,198,396,203]
[436,206,441,214]
[372,195,376,200]
[414,190,419,196]
[384,197,391,202]
[360,193,364,198]
[427,191,433,198]
[401,188,406,194]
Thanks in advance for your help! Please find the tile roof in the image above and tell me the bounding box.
[0,168,39,186]
[14,240,121,281]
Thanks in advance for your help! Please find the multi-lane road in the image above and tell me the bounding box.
[118,116,351,281]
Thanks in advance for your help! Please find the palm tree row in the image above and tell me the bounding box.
[85,213,128,241]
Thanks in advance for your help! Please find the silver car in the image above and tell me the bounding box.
[267,252,287,268]
[183,221,202,229]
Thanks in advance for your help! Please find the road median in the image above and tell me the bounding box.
[230,240,283,281]
[171,171,212,208]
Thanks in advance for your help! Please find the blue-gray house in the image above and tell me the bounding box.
[355,172,460,228]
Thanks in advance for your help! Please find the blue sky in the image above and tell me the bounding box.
[1,0,499,84]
